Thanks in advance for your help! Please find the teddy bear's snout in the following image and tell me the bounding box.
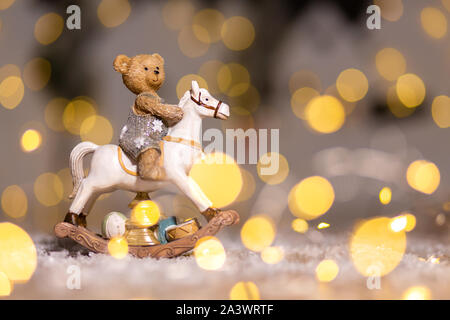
[154,70,159,75]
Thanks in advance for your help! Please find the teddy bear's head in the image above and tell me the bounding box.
[113,53,165,94]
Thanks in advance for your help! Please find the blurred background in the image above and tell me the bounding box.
[0,0,450,299]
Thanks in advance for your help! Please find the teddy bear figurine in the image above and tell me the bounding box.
[113,53,183,181]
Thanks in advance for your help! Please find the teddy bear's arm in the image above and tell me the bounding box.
[135,94,183,126]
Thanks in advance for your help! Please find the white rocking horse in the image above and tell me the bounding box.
[68,80,229,222]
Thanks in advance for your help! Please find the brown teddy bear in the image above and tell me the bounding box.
[113,53,183,180]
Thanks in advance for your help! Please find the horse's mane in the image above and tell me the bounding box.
[178,90,191,109]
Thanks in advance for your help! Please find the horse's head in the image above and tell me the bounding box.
[181,80,230,120]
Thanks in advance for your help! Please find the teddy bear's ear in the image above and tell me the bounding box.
[191,80,200,97]
[113,54,130,74]
[152,53,164,64]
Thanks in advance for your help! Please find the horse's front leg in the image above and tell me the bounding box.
[168,170,217,220]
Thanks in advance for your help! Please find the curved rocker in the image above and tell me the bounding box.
[55,210,239,258]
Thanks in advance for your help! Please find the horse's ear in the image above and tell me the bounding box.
[191,80,200,97]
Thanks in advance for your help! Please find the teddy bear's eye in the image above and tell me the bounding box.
[144,67,148,71]
[156,66,160,70]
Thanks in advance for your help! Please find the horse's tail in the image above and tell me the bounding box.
[69,141,99,199]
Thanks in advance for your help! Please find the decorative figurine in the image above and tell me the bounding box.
[54,53,239,258]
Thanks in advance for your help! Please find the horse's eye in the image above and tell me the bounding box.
[205,98,209,101]
[144,67,148,71]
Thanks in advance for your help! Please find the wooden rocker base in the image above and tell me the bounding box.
[54,210,240,258]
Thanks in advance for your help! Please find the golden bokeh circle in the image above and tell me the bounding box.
[1,185,27,219]
[241,215,276,252]
[373,0,403,22]
[192,9,225,44]
[34,172,64,207]
[63,97,97,135]
[221,16,255,51]
[350,217,406,277]
[375,48,406,81]
[45,97,69,132]
[406,160,440,195]
[21,129,42,152]
[387,85,416,118]
[315,259,339,282]
[0,0,15,10]
[288,176,335,220]
[305,95,345,134]
[291,87,320,119]
[198,60,225,94]
[217,63,250,97]
[291,218,309,233]
[80,115,113,145]
[34,13,64,45]
[0,271,11,296]
[336,68,369,102]
[396,73,426,108]
[0,222,37,282]
[402,286,431,300]
[229,281,260,300]
[421,7,447,39]
[432,95,450,128]
[130,200,160,228]
[235,168,256,202]
[194,236,226,271]
[379,187,392,205]
[260,246,284,264]
[257,152,289,185]
[108,236,129,259]
[189,152,242,208]
[178,25,209,58]
[23,57,51,91]
[97,0,131,28]
[0,76,24,110]
[162,0,195,30]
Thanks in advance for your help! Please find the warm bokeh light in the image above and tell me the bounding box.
[402,286,431,300]
[21,129,42,152]
[260,246,284,264]
[387,85,416,118]
[107,236,129,259]
[0,0,15,10]
[44,97,69,132]
[257,152,289,185]
[1,185,27,219]
[443,0,450,13]
[291,87,319,119]
[375,48,406,81]
[0,271,11,296]
[373,0,403,22]
[431,95,450,128]
[192,9,225,44]
[162,0,195,30]
[291,218,309,234]
[178,25,209,58]
[336,68,368,102]
[404,213,416,232]
[34,13,63,45]
[0,222,37,282]
[130,200,160,228]
[288,176,335,220]
[80,115,113,145]
[389,215,407,232]
[217,63,250,97]
[198,60,225,94]
[189,152,243,208]
[305,95,345,134]
[241,215,275,252]
[23,57,51,91]
[221,16,255,51]
[379,187,392,205]
[97,0,131,28]
[420,7,447,39]
[176,74,208,99]
[34,172,64,207]
[350,217,406,277]
[0,76,24,110]
[317,222,330,230]
[315,259,339,282]
[235,168,256,202]
[396,73,426,108]
[194,236,226,271]
[63,97,97,135]
[406,160,440,194]
[230,281,260,300]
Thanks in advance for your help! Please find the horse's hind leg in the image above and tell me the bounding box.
[68,178,96,216]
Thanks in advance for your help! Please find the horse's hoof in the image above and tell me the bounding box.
[63,212,87,228]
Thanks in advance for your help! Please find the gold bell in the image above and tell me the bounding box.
[124,197,161,246]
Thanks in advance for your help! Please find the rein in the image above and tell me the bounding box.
[162,135,203,151]
[190,91,223,118]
